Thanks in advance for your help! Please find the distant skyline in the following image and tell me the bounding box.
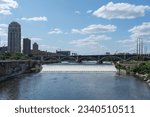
[0,0,150,55]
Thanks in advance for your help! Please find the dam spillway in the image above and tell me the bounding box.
[41,64,117,72]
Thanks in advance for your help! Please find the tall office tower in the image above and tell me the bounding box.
[33,42,39,52]
[8,22,21,53]
[23,38,31,55]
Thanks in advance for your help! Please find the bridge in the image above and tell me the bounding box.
[42,54,150,64]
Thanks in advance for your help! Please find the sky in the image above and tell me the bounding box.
[0,0,150,55]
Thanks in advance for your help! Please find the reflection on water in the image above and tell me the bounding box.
[0,64,150,100]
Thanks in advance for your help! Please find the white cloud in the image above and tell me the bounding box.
[116,22,150,53]
[72,24,117,34]
[75,10,81,14]
[0,23,7,27]
[39,45,50,50]
[87,45,110,55]
[39,44,58,52]
[21,16,48,21]
[93,2,150,19]
[31,37,43,41]
[0,28,7,37]
[0,23,7,37]
[0,23,8,46]
[0,0,18,15]
[117,39,134,44]
[48,28,63,34]
[129,22,150,39]
[87,10,92,14]
[70,35,111,47]
[0,38,7,46]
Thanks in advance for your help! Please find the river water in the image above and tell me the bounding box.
[0,64,150,100]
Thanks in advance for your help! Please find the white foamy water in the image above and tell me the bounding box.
[41,64,117,72]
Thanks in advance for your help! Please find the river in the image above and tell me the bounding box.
[0,64,150,100]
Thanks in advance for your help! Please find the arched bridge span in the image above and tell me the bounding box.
[43,54,150,63]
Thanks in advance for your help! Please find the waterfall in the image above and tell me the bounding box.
[41,64,117,72]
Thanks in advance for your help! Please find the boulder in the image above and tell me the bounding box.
[148,83,150,88]
[146,80,150,83]
[144,77,148,81]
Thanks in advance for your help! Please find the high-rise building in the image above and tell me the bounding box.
[23,38,31,55]
[8,22,21,53]
[33,42,38,52]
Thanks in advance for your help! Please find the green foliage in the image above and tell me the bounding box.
[115,63,126,70]
[115,61,150,75]
[133,62,150,74]
[148,74,150,79]
[0,52,29,60]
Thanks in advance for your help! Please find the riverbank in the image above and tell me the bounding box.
[115,61,150,87]
[0,60,42,82]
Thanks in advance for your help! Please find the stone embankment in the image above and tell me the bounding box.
[0,60,42,82]
[134,73,150,87]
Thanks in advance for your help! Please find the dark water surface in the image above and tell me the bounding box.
[0,65,150,100]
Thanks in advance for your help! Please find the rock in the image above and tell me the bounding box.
[146,80,150,83]
[145,74,148,77]
[148,83,150,88]
[135,73,139,76]
[139,74,146,78]
[144,78,148,81]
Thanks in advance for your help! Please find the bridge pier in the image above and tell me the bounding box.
[76,56,79,63]
[97,61,103,64]
[77,60,82,63]
[40,56,44,62]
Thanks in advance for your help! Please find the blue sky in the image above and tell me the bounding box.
[0,0,150,55]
